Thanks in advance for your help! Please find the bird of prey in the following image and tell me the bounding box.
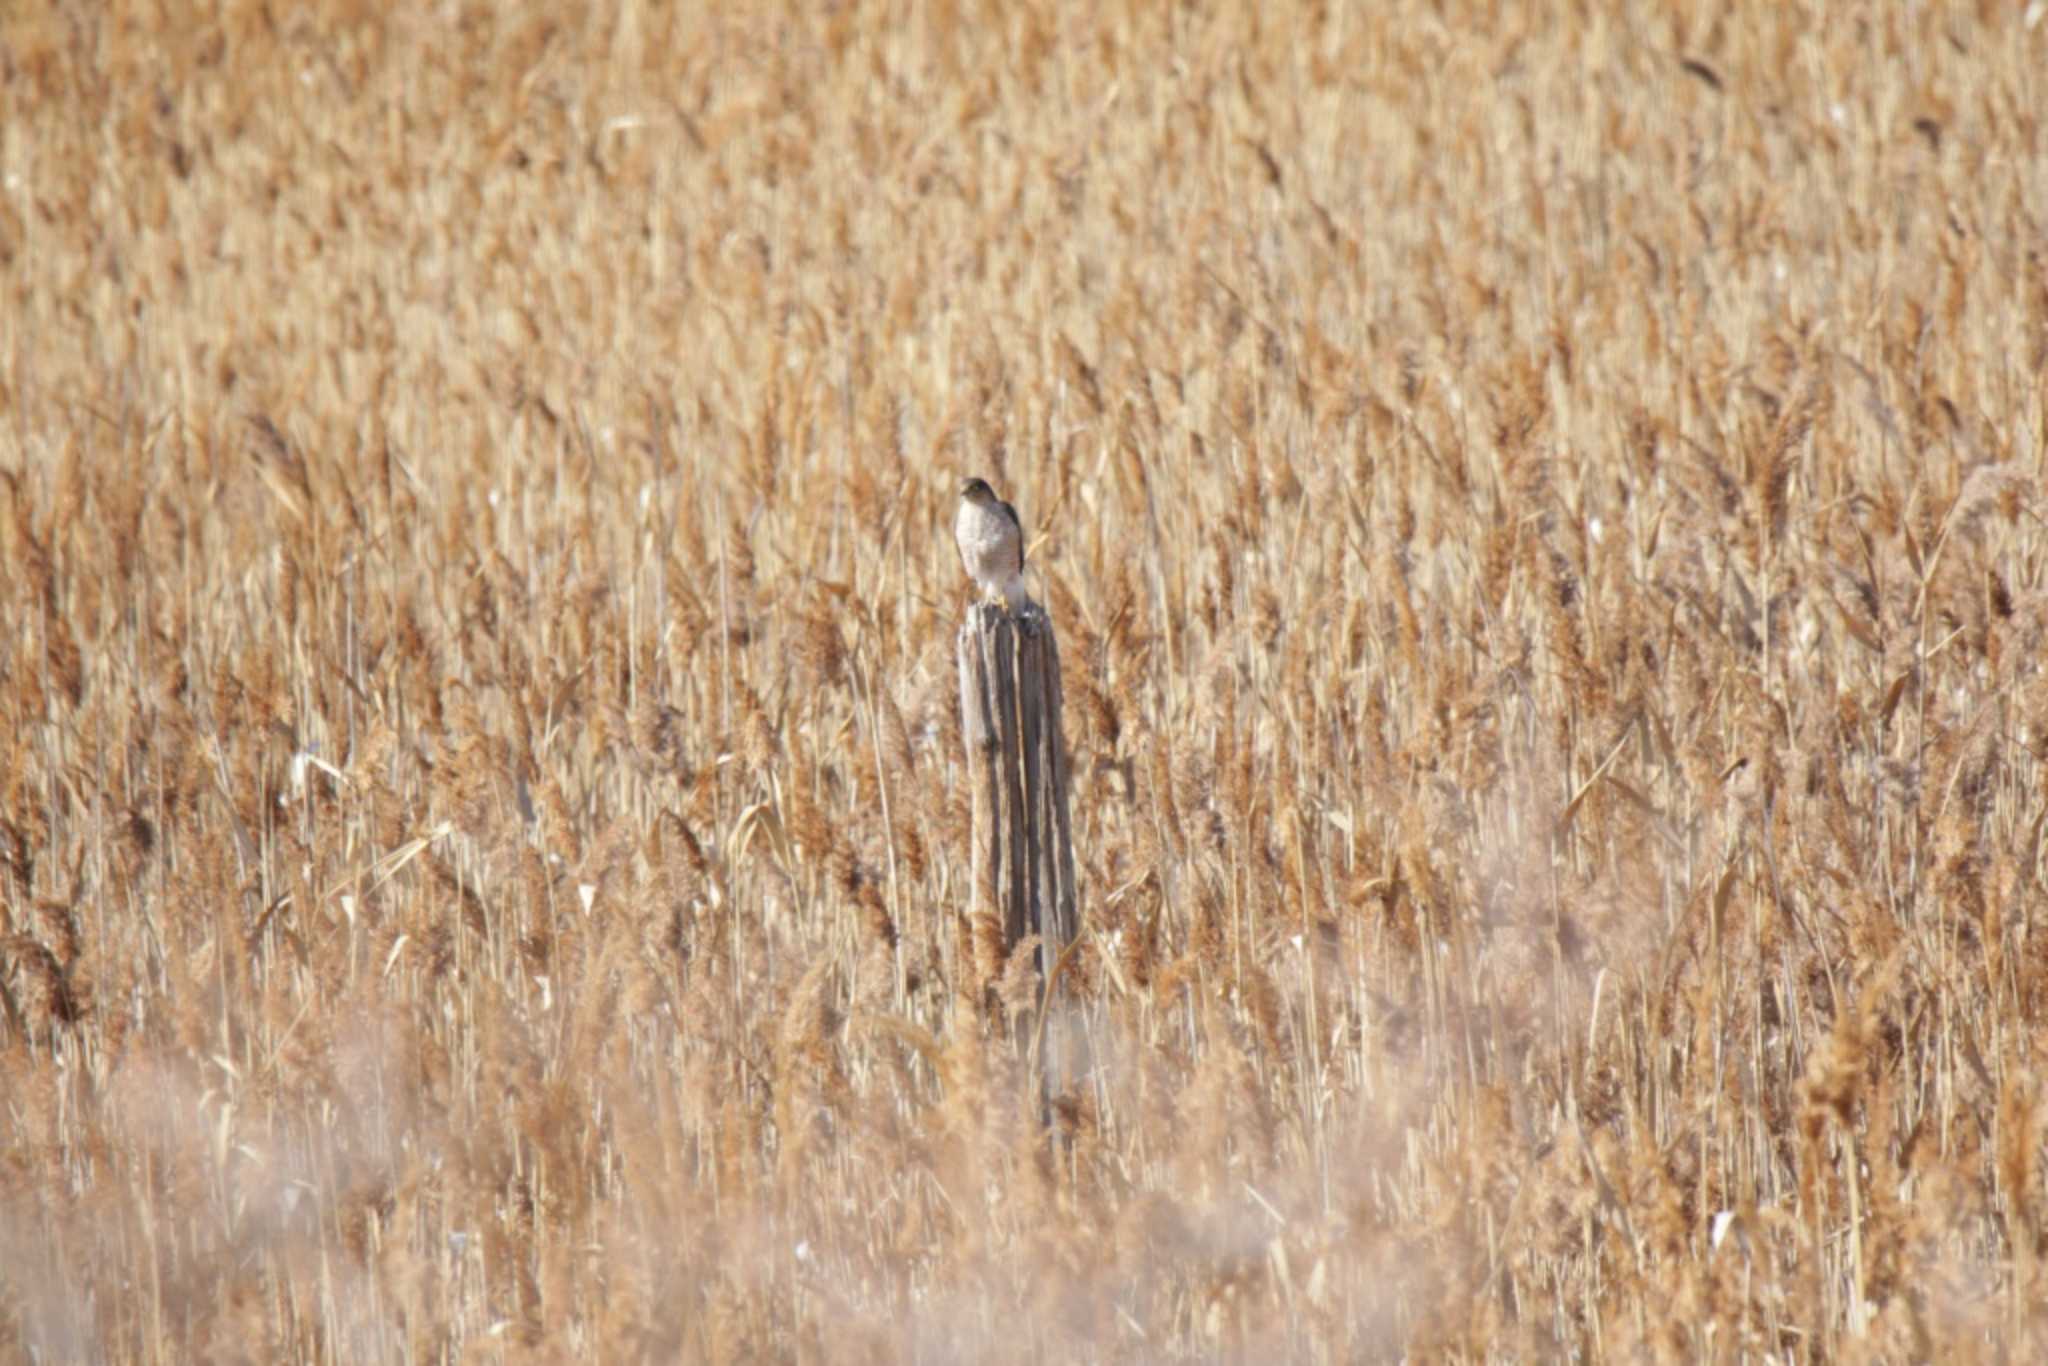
[955,477,1028,610]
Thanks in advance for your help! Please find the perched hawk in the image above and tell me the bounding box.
[955,477,1028,610]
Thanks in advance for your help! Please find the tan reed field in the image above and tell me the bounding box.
[2,0,2046,1359]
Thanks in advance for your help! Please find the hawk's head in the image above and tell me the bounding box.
[959,477,998,503]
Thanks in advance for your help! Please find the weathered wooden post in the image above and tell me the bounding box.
[957,599,1080,1095]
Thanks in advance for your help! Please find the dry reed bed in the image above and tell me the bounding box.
[2,0,2045,1359]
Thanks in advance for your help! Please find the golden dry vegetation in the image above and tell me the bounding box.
[3,1,2047,1360]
